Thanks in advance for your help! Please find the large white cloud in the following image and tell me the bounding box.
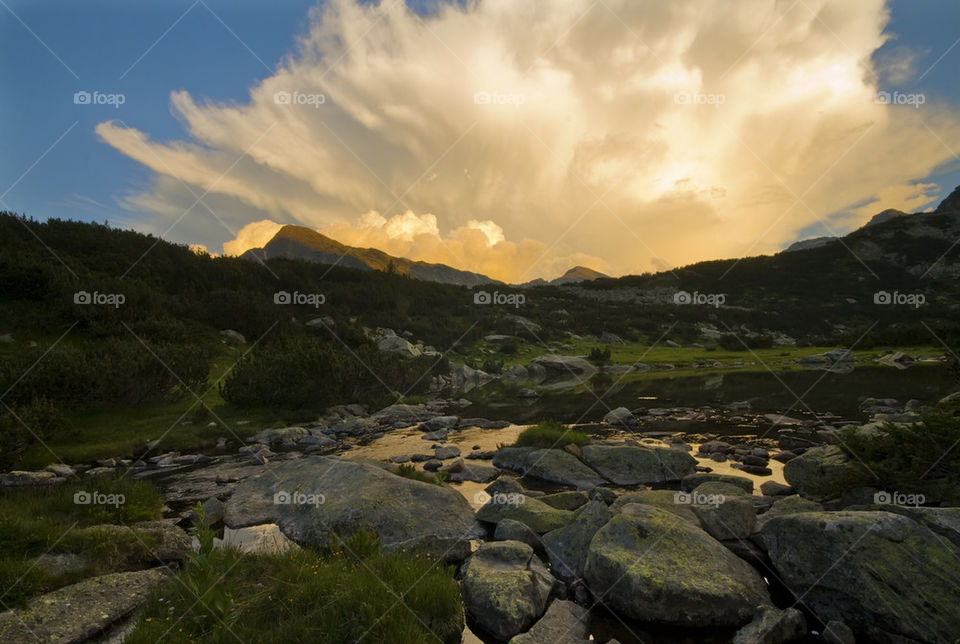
[97,0,960,282]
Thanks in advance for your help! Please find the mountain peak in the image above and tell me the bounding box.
[936,185,960,213]
[552,266,609,284]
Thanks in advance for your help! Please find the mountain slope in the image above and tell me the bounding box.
[242,225,500,287]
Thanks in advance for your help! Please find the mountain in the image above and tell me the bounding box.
[551,265,610,285]
[242,225,500,287]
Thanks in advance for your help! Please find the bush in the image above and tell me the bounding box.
[588,347,611,362]
[126,530,464,643]
[513,420,590,448]
[395,463,445,486]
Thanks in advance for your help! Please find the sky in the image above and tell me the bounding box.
[3,0,960,283]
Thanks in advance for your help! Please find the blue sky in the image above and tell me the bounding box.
[2,0,960,278]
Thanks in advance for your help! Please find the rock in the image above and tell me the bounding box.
[822,620,855,644]
[371,403,434,427]
[477,494,576,534]
[250,426,308,446]
[328,417,378,436]
[43,463,76,477]
[419,415,459,431]
[434,445,461,460]
[589,487,617,505]
[460,418,511,430]
[225,456,480,561]
[609,490,699,524]
[191,497,225,526]
[603,407,639,426]
[697,440,733,454]
[691,496,757,541]
[509,599,590,644]
[681,473,754,494]
[422,459,442,471]
[421,429,447,441]
[461,541,558,641]
[0,470,57,486]
[494,519,543,551]
[220,329,245,343]
[782,445,871,498]
[756,495,823,529]
[865,506,960,549]
[528,355,597,381]
[448,462,500,484]
[797,349,854,373]
[538,491,589,511]
[760,481,794,496]
[390,455,412,464]
[493,447,607,490]
[0,568,170,643]
[772,450,797,463]
[517,388,540,398]
[580,444,696,485]
[732,607,806,644]
[938,391,960,406]
[761,511,960,642]
[30,553,89,578]
[542,499,611,580]
[377,333,422,357]
[732,463,773,476]
[584,506,771,627]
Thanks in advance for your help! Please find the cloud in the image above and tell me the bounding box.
[222,219,284,256]
[98,0,960,280]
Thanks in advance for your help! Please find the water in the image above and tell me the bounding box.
[466,364,955,423]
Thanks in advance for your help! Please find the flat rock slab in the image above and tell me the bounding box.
[0,568,169,643]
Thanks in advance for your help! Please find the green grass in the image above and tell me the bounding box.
[125,529,464,644]
[512,420,590,448]
[394,463,448,486]
[19,347,317,468]
[0,478,165,608]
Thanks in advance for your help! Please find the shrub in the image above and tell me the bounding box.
[588,347,611,362]
[395,463,445,486]
[513,420,590,448]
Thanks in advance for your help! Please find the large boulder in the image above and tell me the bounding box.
[732,607,807,644]
[760,511,960,642]
[509,600,590,644]
[0,568,170,642]
[461,541,558,641]
[370,403,434,427]
[528,355,597,381]
[224,456,480,562]
[690,496,757,541]
[782,445,871,498]
[583,506,771,627]
[580,444,696,485]
[542,499,611,580]
[681,472,754,494]
[603,407,639,427]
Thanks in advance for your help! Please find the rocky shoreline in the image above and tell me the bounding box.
[2,394,960,643]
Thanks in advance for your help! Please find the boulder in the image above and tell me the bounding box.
[77,521,191,565]
[691,496,757,541]
[461,541,558,641]
[538,491,589,511]
[732,607,806,644]
[377,334,422,357]
[371,403,433,427]
[541,499,612,580]
[0,470,57,486]
[782,445,871,498]
[0,568,169,642]
[477,494,576,534]
[225,456,480,561]
[609,490,699,524]
[681,472,754,493]
[760,481,794,497]
[419,415,460,432]
[584,506,771,627]
[509,600,590,644]
[528,355,597,381]
[760,511,960,642]
[448,462,500,484]
[822,620,855,644]
[603,407,639,427]
[756,495,823,529]
[497,448,607,490]
[434,445,461,460]
[580,444,696,485]
[494,519,543,551]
